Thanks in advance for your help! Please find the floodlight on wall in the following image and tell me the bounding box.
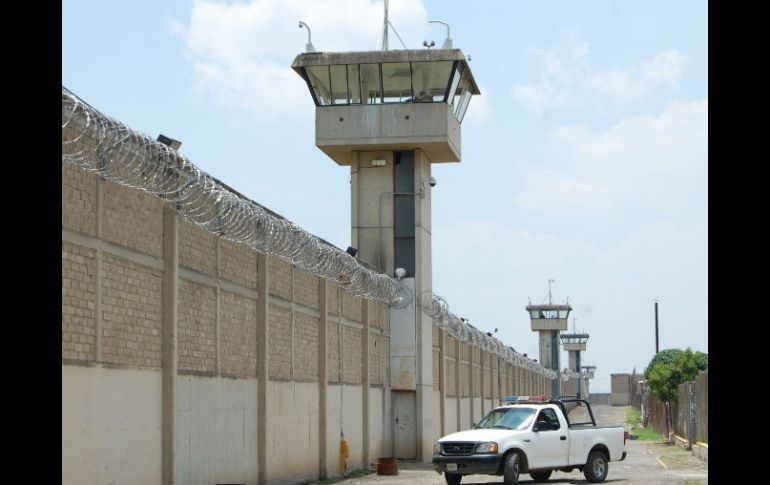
[346,246,358,257]
[298,21,316,53]
[156,134,181,150]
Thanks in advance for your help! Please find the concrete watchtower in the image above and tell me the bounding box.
[581,364,596,397]
[561,325,589,400]
[292,42,479,462]
[525,282,572,397]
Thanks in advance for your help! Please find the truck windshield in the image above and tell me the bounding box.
[476,408,536,430]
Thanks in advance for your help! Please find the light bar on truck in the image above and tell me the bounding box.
[503,395,550,404]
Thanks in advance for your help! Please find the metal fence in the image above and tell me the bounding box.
[645,369,708,445]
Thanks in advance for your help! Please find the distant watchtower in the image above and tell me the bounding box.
[292,42,479,463]
[526,281,572,397]
[561,324,589,400]
[581,364,596,397]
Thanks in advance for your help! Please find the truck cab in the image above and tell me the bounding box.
[432,395,627,485]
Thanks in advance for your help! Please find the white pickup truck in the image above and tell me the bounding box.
[432,395,627,485]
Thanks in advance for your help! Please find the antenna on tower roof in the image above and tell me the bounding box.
[548,278,555,305]
[380,0,407,50]
[381,0,389,50]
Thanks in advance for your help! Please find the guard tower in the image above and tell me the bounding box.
[581,364,596,397]
[561,324,589,400]
[292,43,479,463]
[525,281,572,397]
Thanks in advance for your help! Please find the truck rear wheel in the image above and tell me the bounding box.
[584,450,609,483]
[503,452,521,485]
[529,470,552,482]
[444,472,461,485]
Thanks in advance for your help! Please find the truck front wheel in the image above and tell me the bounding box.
[444,472,461,485]
[584,450,609,483]
[503,452,521,485]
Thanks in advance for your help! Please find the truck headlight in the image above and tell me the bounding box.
[475,442,499,454]
[434,441,442,455]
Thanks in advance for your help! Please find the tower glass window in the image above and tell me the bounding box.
[451,68,468,114]
[294,52,479,123]
[330,64,349,105]
[411,60,454,102]
[382,62,412,103]
[348,64,362,104]
[306,65,332,105]
[360,63,383,104]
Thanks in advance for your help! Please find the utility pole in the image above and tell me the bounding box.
[654,301,659,354]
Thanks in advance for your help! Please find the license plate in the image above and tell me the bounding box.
[446,463,457,471]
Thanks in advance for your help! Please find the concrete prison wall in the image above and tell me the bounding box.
[62,160,391,485]
[62,159,552,485]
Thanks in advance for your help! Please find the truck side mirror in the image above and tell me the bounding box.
[534,422,551,431]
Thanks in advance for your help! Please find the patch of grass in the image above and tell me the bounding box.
[299,479,337,485]
[347,468,371,478]
[625,407,641,427]
[631,425,665,441]
[624,406,664,441]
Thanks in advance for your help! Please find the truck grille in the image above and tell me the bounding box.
[441,442,476,455]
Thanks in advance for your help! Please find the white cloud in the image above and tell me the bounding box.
[511,41,687,114]
[179,0,429,122]
[589,49,686,101]
[516,99,707,218]
[511,82,561,115]
[515,168,613,217]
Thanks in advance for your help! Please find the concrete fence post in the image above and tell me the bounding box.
[687,383,696,449]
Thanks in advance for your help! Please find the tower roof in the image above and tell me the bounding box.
[292,48,480,97]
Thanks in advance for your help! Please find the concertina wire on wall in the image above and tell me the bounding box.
[61,85,555,379]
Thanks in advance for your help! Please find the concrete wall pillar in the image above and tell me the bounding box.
[362,299,370,468]
[455,339,461,432]
[161,207,178,485]
[416,311,434,462]
[257,254,269,485]
[318,279,328,478]
[494,357,499,406]
[479,350,485,416]
[438,329,446,437]
[94,177,104,362]
[468,346,474,426]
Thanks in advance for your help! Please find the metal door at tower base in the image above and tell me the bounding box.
[392,390,416,459]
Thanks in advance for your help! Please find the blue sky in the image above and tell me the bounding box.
[62,0,708,392]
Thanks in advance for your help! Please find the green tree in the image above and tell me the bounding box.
[644,347,707,403]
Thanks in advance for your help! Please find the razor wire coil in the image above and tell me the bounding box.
[61,85,556,380]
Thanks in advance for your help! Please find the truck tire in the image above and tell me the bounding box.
[583,450,609,483]
[444,472,461,485]
[529,470,552,482]
[503,452,521,485]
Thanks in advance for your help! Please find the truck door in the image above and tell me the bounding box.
[528,408,570,468]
